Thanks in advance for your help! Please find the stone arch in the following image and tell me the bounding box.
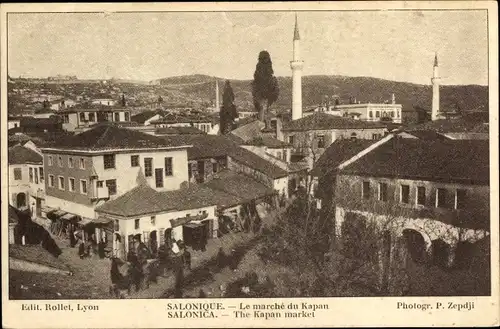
[402,228,432,264]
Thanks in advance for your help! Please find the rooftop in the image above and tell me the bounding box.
[8,145,43,165]
[243,136,291,148]
[161,134,288,179]
[95,171,274,217]
[311,139,378,176]
[155,126,205,136]
[340,137,490,185]
[282,112,388,131]
[41,124,190,151]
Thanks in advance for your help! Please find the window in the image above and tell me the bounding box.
[97,180,104,188]
[131,155,139,167]
[58,156,63,167]
[68,157,74,168]
[369,111,373,118]
[69,178,75,192]
[417,186,426,205]
[58,176,65,190]
[29,167,34,183]
[48,156,53,166]
[270,120,277,130]
[350,132,357,140]
[362,181,371,199]
[80,180,88,194]
[114,220,120,231]
[151,216,156,226]
[124,112,130,121]
[288,135,294,145]
[436,188,448,208]
[39,167,44,182]
[390,111,395,118]
[14,168,22,180]
[401,185,410,204]
[317,135,325,148]
[144,158,153,177]
[114,112,120,122]
[283,150,288,161]
[63,114,69,123]
[103,154,116,169]
[49,175,55,187]
[79,112,86,122]
[213,162,219,173]
[455,189,466,210]
[277,151,282,159]
[375,111,380,118]
[155,168,164,188]
[106,179,117,195]
[79,158,85,169]
[378,182,388,201]
[88,112,95,122]
[135,219,140,230]
[34,168,39,184]
[165,157,173,176]
[397,111,400,118]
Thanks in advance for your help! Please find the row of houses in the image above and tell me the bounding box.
[8,122,311,259]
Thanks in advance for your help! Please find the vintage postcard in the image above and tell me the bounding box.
[1,1,498,328]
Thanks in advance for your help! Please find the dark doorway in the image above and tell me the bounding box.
[36,198,42,217]
[150,230,158,256]
[403,229,427,264]
[16,193,26,208]
[432,239,450,267]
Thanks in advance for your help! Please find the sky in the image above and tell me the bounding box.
[7,10,489,85]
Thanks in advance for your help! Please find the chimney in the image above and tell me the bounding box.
[391,93,396,104]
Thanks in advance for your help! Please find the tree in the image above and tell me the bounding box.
[220,80,238,135]
[251,51,279,127]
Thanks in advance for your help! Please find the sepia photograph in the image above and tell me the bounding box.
[1,1,498,328]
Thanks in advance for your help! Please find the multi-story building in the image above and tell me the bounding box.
[333,137,490,293]
[59,108,131,132]
[40,124,191,220]
[281,112,388,166]
[150,114,218,135]
[8,145,45,216]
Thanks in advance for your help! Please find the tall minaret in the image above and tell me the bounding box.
[215,79,220,112]
[290,14,304,121]
[431,52,440,121]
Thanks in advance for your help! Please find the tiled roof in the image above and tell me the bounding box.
[20,116,62,127]
[96,172,275,217]
[311,139,377,176]
[9,244,71,273]
[282,112,388,131]
[131,110,162,124]
[244,136,290,148]
[155,126,205,135]
[340,137,489,185]
[230,120,265,142]
[43,124,190,151]
[400,130,447,140]
[8,145,43,165]
[160,134,288,179]
[406,115,489,134]
[205,170,276,206]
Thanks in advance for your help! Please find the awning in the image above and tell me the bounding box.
[61,213,77,221]
[77,217,93,227]
[53,210,67,217]
[41,206,55,213]
[93,216,113,224]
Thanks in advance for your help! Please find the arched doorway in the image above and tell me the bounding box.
[16,193,26,208]
[432,239,450,267]
[402,229,428,264]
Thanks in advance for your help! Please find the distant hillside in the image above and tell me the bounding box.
[156,74,488,113]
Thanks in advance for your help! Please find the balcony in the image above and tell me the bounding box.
[91,185,109,201]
